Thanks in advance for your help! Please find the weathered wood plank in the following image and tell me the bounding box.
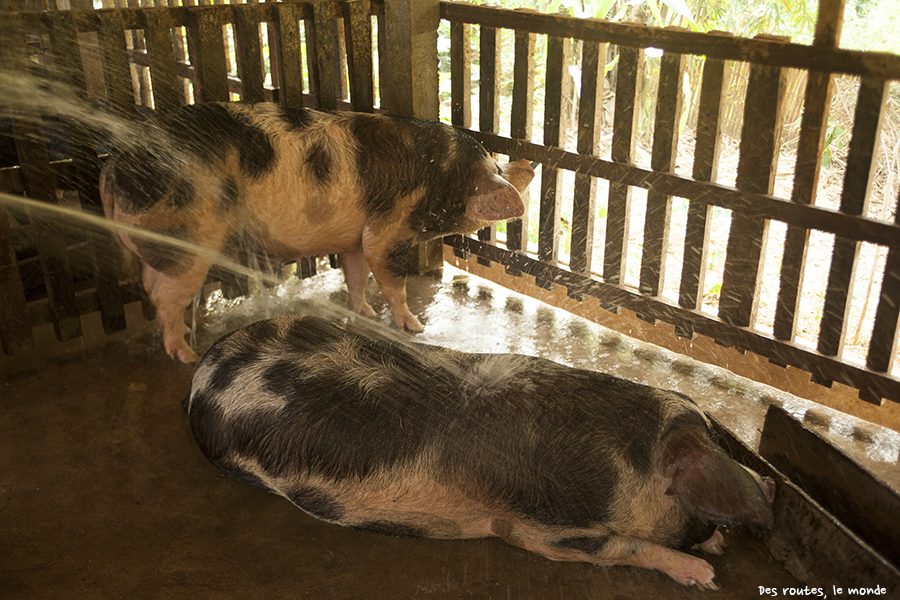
[719,59,786,328]
[144,7,181,111]
[187,5,229,102]
[759,404,900,569]
[537,33,570,286]
[343,0,374,112]
[640,50,685,299]
[678,57,729,318]
[273,2,304,108]
[309,1,338,110]
[817,78,889,362]
[449,20,470,128]
[603,46,642,289]
[570,40,604,279]
[233,3,265,103]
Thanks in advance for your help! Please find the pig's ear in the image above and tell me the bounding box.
[663,428,774,528]
[466,176,525,221]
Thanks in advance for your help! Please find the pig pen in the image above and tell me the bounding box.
[2,0,900,597]
[0,265,865,598]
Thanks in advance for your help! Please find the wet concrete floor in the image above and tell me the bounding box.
[3,263,886,599]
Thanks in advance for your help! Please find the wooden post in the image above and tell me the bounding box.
[383,0,441,273]
[382,0,439,120]
[476,25,500,268]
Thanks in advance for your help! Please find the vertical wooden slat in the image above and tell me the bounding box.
[308,1,338,110]
[0,207,33,355]
[144,7,180,111]
[476,25,500,268]
[639,50,686,300]
[603,46,643,291]
[449,20,470,128]
[51,11,126,335]
[817,78,888,362]
[448,19,471,261]
[678,57,729,320]
[505,30,535,261]
[273,1,304,108]
[188,5,229,103]
[537,34,570,288]
[865,189,900,395]
[774,0,845,343]
[234,3,265,103]
[570,40,604,282]
[98,11,136,115]
[718,58,786,328]
[343,0,374,112]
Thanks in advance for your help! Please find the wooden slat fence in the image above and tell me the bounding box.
[439,1,900,408]
[0,0,381,355]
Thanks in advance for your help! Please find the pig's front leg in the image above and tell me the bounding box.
[361,228,423,332]
[493,520,719,590]
[339,249,377,318]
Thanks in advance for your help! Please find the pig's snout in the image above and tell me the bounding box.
[502,158,535,192]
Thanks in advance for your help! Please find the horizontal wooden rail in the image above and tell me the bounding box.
[461,129,900,251]
[440,1,900,81]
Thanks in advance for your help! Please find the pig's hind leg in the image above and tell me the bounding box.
[492,520,719,590]
[144,258,214,363]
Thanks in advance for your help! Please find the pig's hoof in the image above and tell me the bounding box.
[670,555,719,590]
[167,340,199,363]
[695,529,727,555]
[395,313,424,333]
[349,300,377,318]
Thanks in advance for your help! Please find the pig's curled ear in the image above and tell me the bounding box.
[663,427,774,529]
[466,178,525,221]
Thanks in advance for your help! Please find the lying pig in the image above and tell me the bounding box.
[100,103,533,362]
[185,315,775,589]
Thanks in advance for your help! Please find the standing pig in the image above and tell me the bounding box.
[185,315,775,590]
[100,103,534,362]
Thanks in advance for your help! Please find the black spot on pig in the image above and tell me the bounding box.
[351,521,428,539]
[287,486,344,521]
[205,320,282,394]
[157,103,275,180]
[305,140,332,185]
[133,224,191,274]
[554,535,609,555]
[277,105,316,131]
[349,115,476,220]
[218,176,239,214]
[169,177,195,209]
[386,239,413,279]
[111,148,172,213]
